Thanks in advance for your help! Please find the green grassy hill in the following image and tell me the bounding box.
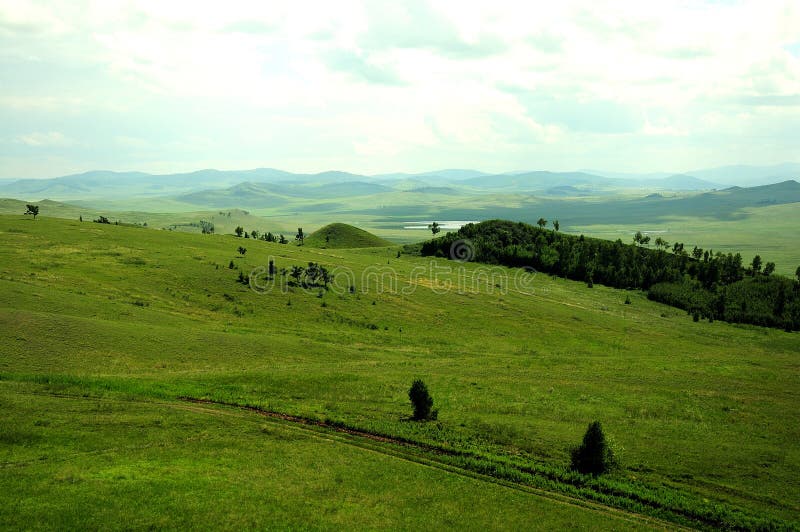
[1,215,798,528]
[304,222,392,248]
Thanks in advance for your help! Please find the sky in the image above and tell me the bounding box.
[1,0,799,179]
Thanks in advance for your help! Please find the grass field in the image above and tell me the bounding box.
[1,215,799,528]
[1,383,663,530]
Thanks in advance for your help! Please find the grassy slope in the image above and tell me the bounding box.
[1,216,798,526]
[0,384,654,530]
[304,223,392,248]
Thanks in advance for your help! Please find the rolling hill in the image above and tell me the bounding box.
[304,222,392,248]
[0,215,797,528]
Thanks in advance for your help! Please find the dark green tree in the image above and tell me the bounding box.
[306,262,320,285]
[235,226,244,237]
[237,246,247,256]
[763,262,776,276]
[796,265,800,283]
[553,220,559,231]
[24,204,39,219]
[289,265,304,284]
[537,217,547,228]
[250,230,258,239]
[279,234,288,244]
[228,260,235,269]
[633,231,650,247]
[408,379,437,420]
[429,222,441,235]
[296,227,304,245]
[751,255,762,276]
[320,266,331,286]
[570,421,616,475]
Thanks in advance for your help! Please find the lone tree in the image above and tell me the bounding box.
[570,421,616,475]
[553,220,560,231]
[537,217,547,228]
[296,227,304,245]
[237,246,247,256]
[24,204,39,219]
[429,221,441,235]
[408,379,437,421]
[763,262,776,276]
[235,226,244,237]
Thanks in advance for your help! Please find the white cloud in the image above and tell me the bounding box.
[0,0,798,178]
[15,131,74,147]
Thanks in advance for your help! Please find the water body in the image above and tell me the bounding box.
[403,220,478,230]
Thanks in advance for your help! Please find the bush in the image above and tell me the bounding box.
[570,421,616,475]
[408,379,437,421]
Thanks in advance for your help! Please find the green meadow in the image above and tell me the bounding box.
[1,215,799,528]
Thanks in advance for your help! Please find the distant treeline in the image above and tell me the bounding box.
[420,220,800,331]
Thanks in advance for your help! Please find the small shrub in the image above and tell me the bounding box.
[624,295,631,305]
[408,379,437,421]
[570,421,616,475]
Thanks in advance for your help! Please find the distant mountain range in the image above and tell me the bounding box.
[0,163,797,203]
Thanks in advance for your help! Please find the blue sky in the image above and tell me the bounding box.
[1,0,799,179]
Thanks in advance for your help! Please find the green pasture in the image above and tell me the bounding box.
[0,215,798,527]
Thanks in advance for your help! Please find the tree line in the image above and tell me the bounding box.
[420,219,800,331]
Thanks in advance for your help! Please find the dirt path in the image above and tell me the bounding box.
[175,396,687,531]
[6,389,686,530]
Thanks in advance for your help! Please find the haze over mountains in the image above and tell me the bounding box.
[1,163,798,203]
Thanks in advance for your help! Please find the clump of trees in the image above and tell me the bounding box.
[570,421,617,475]
[200,220,214,234]
[287,262,331,288]
[408,379,437,421]
[24,204,39,219]
[94,215,111,224]
[420,220,800,331]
